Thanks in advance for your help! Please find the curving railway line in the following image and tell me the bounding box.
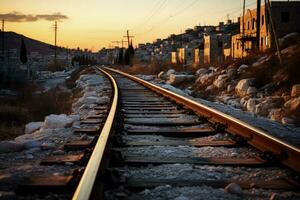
[13,66,300,199]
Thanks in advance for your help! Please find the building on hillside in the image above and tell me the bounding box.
[194,43,204,65]
[177,48,185,64]
[171,52,177,64]
[204,34,232,65]
[231,1,300,59]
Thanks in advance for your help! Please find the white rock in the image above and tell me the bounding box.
[208,66,217,72]
[269,109,282,122]
[196,68,208,76]
[240,97,248,107]
[166,69,176,76]
[26,154,34,159]
[235,79,254,97]
[196,74,212,85]
[238,64,248,72]
[246,87,257,95]
[291,84,300,97]
[279,32,299,48]
[213,74,228,89]
[167,74,195,85]
[227,68,237,79]
[227,84,234,92]
[225,183,243,195]
[44,114,74,129]
[53,150,65,155]
[246,98,257,112]
[0,141,24,153]
[281,117,295,125]
[227,99,241,108]
[23,139,42,149]
[140,75,154,81]
[25,122,43,134]
[41,142,56,150]
[289,97,300,111]
[205,85,214,91]
[69,115,81,121]
[158,71,165,79]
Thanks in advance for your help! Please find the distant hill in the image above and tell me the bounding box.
[0,31,65,55]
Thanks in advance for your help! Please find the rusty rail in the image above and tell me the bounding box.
[104,67,300,173]
[72,67,118,200]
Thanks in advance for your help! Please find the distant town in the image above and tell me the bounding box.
[1,1,300,83]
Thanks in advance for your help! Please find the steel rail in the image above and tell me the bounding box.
[72,68,118,200]
[104,67,300,173]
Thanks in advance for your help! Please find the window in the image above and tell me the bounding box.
[252,18,255,30]
[281,12,290,23]
[261,37,264,47]
[248,21,250,29]
[261,15,264,26]
[237,42,239,50]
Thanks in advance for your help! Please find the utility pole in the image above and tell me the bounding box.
[265,0,282,63]
[111,40,128,48]
[123,30,134,47]
[242,0,246,57]
[256,0,261,49]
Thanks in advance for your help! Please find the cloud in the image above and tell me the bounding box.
[0,12,68,22]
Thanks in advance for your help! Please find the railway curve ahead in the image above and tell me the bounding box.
[73,66,300,200]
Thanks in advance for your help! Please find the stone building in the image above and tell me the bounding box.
[204,34,231,65]
[231,1,300,59]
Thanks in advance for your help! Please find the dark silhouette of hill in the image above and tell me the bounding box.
[0,31,65,55]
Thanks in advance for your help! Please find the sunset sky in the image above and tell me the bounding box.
[0,0,261,51]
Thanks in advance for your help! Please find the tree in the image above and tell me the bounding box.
[124,42,135,65]
[118,48,124,64]
[20,38,27,64]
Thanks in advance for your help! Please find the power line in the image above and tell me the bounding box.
[135,0,169,31]
[137,0,199,36]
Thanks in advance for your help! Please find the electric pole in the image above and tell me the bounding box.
[123,30,134,47]
[111,40,128,48]
[256,0,261,49]
[265,0,282,63]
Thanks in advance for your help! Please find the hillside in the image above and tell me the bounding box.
[0,31,65,55]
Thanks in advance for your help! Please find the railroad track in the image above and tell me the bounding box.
[13,66,300,199]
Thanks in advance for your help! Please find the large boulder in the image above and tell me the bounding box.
[255,97,284,116]
[246,87,257,95]
[213,74,228,89]
[286,97,300,111]
[291,84,300,97]
[25,122,43,134]
[167,74,195,85]
[237,64,248,73]
[44,114,75,129]
[166,69,176,76]
[279,32,300,49]
[22,139,42,149]
[246,98,257,112]
[157,71,165,79]
[269,109,282,122]
[281,117,295,125]
[235,79,254,97]
[0,141,24,153]
[196,68,209,76]
[227,68,237,79]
